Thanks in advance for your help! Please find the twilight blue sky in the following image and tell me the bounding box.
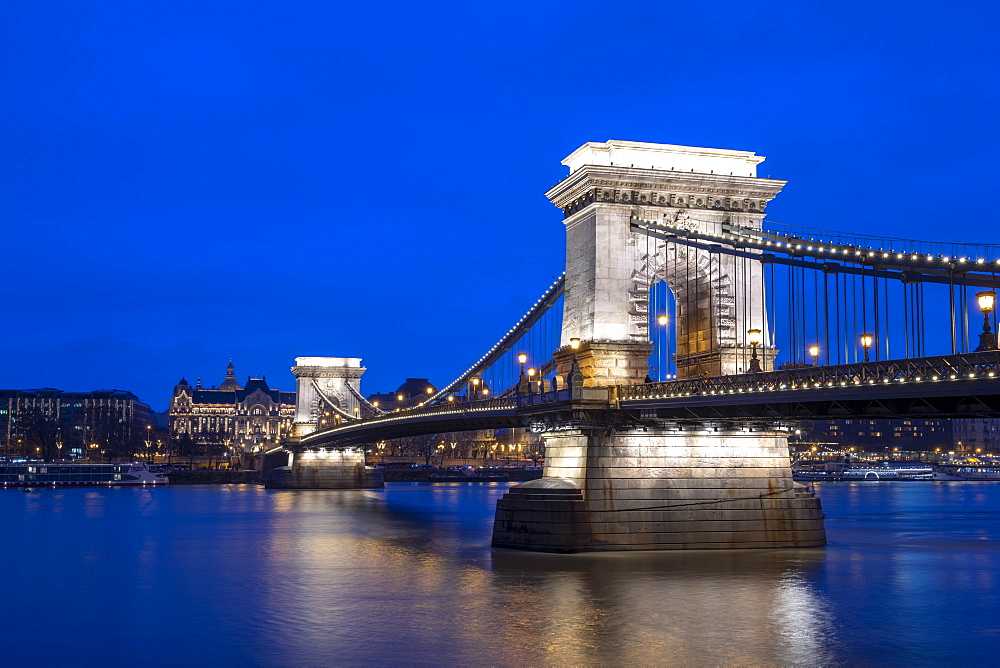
[3,0,1000,410]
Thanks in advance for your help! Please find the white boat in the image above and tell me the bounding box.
[951,466,1000,481]
[935,459,1000,481]
[0,462,168,487]
[887,463,935,480]
[792,461,933,481]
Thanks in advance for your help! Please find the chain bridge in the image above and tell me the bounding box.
[268,140,1000,554]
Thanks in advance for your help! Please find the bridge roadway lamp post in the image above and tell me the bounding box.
[470,377,480,403]
[517,352,527,377]
[527,368,536,395]
[860,334,873,363]
[975,291,997,351]
[808,345,820,366]
[747,329,763,373]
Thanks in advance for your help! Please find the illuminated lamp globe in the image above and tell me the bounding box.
[978,291,996,314]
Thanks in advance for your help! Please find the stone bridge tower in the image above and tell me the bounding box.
[492,141,825,552]
[290,357,365,437]
[547,140,784,383]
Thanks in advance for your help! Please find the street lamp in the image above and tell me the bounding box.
[569,338,581,350]
[527,368,536,394]
[517,352,527,377]
[470,377,481,403]
[747,329,763,373]
[808,345,820,366]
[860,333,873,362]
[655,314,669,381]
[975,290,997,351]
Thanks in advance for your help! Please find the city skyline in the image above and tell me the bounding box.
[4,0,999,410]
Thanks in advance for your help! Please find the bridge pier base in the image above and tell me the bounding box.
[264,448,384,489]
[491,425,825,552]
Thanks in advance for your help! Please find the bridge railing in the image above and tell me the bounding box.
[617,351,1000,402]
[307,396,522,435]
[305,388,582,439]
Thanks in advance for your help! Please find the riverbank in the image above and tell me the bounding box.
[167,470,260,484]
[381,468,542,482]
[166,468,543,485]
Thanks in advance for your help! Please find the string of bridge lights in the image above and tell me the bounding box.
[311,275,566,432]
[636,217,1000,269]
[301,397,520,441]
[420,274,566,408]
[621,361,1000,402]
[345,380,384,416]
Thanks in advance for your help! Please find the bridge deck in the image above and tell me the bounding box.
[298,352,1000,448]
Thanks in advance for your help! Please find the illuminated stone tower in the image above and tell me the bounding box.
[547,140,784,382]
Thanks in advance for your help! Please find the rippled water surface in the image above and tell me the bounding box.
[3,481,999,666]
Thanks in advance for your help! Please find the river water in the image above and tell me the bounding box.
[3,480,998,666]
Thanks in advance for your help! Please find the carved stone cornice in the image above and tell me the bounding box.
[546,165,787,218]
[292,366,366,379]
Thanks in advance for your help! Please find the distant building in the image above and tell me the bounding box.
[795,417,1000,457]
[0,388,154,460]
[169,361,296,452]
[799,418,955,453]
[367,378,438,411]
[951,418,1000,454]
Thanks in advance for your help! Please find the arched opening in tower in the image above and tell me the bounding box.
[648,279,677,381]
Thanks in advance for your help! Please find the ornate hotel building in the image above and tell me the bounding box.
[169,361,296,452]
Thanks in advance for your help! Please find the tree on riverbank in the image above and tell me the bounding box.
[23,407,61,461]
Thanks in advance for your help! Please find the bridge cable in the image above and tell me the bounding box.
[309,378,362,422]
[344,380,385,416]
[883,276,890,360]
[861,264,868,354]
[823,269,830,365]
[949,271,957,354]
[813,264,819,363]
[963,282,970,353]
[769,260,776,354]
[800,263,806,363]
[420,274,565,407]
[904,281,910,359]
[740,251,745,372]
[836,271,843,364]
[874,267,880,362]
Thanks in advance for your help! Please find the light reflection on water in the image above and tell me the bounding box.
[1,481,998,666]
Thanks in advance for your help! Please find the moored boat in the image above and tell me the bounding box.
[792,460,933,481]
[935,458,1000,480]
[0,462,168,487]
[951,466,1000,481]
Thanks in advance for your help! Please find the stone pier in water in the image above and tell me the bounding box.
[264,447,384,489]
[492,423,825,552]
